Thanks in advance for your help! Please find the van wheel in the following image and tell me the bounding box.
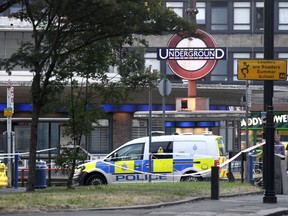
[181,174,202,182]
[86,174,106,185]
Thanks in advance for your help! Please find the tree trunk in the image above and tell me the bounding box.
[26,104,40,192]
[26,71,42,192]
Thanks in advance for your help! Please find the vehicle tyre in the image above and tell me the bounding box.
[86,174,106,185]
[181,173,202,182]
[255,169,262,174]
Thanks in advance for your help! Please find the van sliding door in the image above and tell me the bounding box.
[143,141,173,182]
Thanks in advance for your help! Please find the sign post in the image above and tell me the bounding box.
[158,78,171,132]
[5,80,14,187]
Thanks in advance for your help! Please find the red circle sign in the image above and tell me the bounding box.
[167,29,217,80]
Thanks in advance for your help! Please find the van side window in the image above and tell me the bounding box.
[110,143,144,161]
[151,141,173,159]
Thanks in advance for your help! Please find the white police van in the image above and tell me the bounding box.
[73,133,227,185]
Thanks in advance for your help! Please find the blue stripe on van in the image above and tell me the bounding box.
[173,159,193,171]
[96,161,110,173]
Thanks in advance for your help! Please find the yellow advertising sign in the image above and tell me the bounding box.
[237,59,287,80]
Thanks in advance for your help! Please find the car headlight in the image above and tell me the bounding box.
[74,165,85,175]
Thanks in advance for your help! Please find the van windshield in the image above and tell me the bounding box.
[218,139,227,156]
[105,143,145,161]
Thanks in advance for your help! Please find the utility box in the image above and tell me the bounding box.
[274,154,288,194]
[35,161,47,189]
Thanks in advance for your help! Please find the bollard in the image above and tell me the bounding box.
[249,153,253,184]
[14,154,18,189]
[211,166,219,200]
[241,152,246,183]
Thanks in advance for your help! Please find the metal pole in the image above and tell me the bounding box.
[7,81,12,188]
[186,0,198,98]
[162,76,167,132]
[148,68,152,182]
[245,81,250,182]
[263,0,276,203]
[14,154,18,189]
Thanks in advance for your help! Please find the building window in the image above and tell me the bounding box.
[50,123,60,154]
[233,2,250,30]
[196,2,206,25]
[255,2,264,31]
[166,2,184,17]
[278,53,288,59]
[132,119,147,139]
[14,122,60,154]
[211,2,228,30]
[0,2,22,17]
[278,2,288,30]
[233,53,250,81]
[15,125,30,152]
[210,60,227,81]
[89,120,110,154]
[255,53,263,59]
[145,53,160,72]
[37,123,49,151]
[59,124,86,147]
[165,64,182,83]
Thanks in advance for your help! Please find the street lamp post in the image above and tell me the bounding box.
[263,0,277,203]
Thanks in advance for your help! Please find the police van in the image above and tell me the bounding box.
[73,133,227,185]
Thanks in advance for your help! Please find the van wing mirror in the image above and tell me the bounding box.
[111,152,119,161]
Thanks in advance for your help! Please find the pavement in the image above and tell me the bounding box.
[1,187,288,216]
[145,192,288,216]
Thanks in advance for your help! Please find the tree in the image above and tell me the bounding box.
[0,0,21,13]
[55,44,159,188]
[54,78,99,189]
[1,0,198,192]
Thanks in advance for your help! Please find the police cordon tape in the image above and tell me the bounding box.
[219,142,264,168]
[0,147,58,162]
[0,142,265,179]
[0,147,58,157]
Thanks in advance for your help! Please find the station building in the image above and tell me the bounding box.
[0,0,287,160]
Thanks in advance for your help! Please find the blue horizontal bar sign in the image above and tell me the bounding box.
[157,48,226,60]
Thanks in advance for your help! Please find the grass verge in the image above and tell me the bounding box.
[0,181,262,213]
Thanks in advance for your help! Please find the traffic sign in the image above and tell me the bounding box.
[4,108,12,117]
[237,59,287,81]
[158,79,171,96]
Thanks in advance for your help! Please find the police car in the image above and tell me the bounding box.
[73,133,227,185]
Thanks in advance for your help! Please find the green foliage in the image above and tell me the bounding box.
[54,146,87,176]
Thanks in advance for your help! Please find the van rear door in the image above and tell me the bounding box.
[216,137,228,177]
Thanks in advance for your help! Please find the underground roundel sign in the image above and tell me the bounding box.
[157,29,226,80]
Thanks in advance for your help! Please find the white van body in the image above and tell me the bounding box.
[73,134,227,185]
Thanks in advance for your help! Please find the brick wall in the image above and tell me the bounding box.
[112,112,133,149]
